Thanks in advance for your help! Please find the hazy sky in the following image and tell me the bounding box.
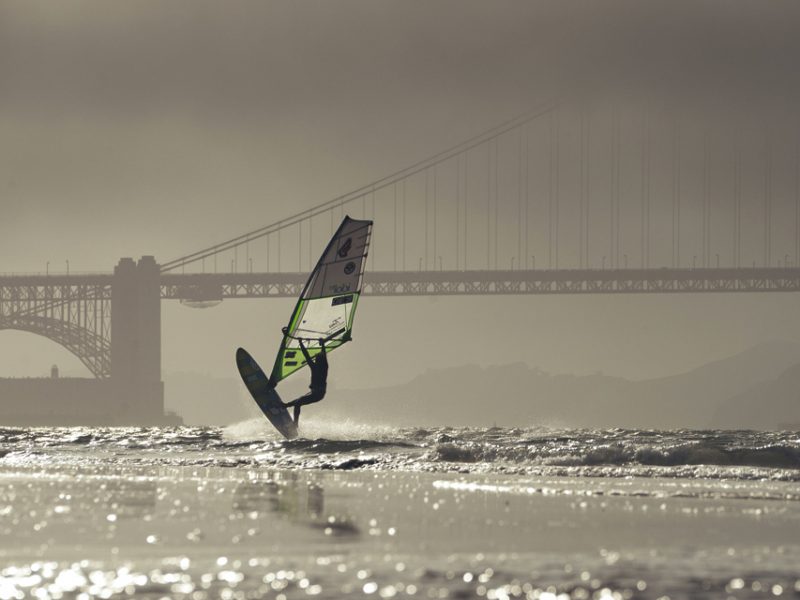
[3,1,800,386]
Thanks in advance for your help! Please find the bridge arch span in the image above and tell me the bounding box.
[0,316,111,379]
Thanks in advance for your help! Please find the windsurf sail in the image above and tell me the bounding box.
[270,215,373,384]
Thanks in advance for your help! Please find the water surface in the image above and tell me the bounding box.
[1,423,799,599]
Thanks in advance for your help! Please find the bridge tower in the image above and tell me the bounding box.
[111,256,164,422]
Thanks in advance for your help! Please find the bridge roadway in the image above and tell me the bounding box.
[161,267,800,299]
[3,267,800,307]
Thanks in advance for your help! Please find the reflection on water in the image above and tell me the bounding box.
[102,479,157,520]
[0,464,799,599]
[0,471,158,546]
[233,472,360,538]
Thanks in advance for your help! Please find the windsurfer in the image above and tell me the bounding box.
[284,338,328,425]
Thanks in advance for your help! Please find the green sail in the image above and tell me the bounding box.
[270,216,373,384]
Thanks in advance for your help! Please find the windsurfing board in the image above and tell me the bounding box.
[236,347,298,439]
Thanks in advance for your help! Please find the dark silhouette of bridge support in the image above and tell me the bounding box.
[0,256,177,425]
[110,256,166,423]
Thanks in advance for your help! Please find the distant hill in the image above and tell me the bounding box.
[312,341,800,429]
[713,362,800,430]
[625,340,800,428]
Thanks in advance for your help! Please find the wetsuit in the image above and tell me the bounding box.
[284,340,328,426]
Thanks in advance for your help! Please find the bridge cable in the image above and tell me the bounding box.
[159,99,558,273]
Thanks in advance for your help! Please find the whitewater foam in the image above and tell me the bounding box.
[2,426,799,482]
[222,415,396,443]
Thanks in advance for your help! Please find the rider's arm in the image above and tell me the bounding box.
[298,339,313,364]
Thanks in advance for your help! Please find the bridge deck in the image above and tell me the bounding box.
[158,268,800,299]
[3,268,800,301]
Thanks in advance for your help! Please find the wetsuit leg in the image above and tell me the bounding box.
[286,390,325,408]
[286,390,324,426]
[285,391,314,408]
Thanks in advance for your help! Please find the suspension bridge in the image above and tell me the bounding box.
[2,101,799,423]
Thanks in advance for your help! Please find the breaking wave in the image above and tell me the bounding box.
[1,425,799,480]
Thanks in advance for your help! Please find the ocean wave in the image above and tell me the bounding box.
[425,435,800,470]
[1,425,799,478]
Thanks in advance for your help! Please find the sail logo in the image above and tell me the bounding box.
[337,238,353,258]
[343,261,356,275]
